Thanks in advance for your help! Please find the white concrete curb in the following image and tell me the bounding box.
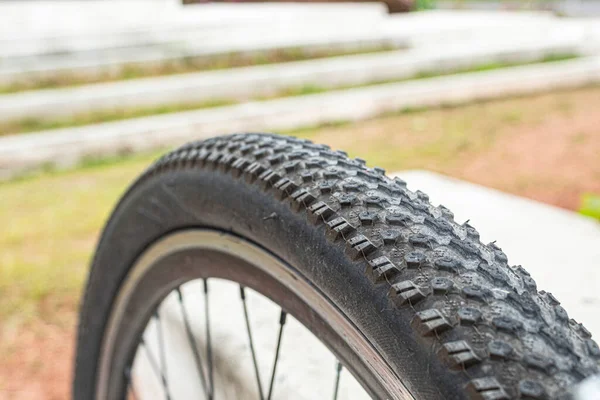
[0,37,580,122]
[0,10,582,86]
[0,2,388,58]
[1,56,599,179]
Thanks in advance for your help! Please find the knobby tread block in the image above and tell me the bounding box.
[140,133,600,399]
[367,256,401,283]
[413,308,453,336]
[441,340,482,368]
[467,377,509,400]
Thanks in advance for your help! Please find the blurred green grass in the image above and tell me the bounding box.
[580,194,600,221]
[0,153,159,323]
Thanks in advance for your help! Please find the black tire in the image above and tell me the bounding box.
[74,133,600,400]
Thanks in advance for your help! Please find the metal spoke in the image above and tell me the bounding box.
[240,286,265,400]
[155,311,170,400]
[140,338,172,400]
[205,279,214,400]
[267,310,287,400]
[333,361,343,400]
[177,287,209,398]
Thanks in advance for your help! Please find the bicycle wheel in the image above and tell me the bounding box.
[74,133,600,400]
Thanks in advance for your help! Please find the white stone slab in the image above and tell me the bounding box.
[0,2,389,61]
[0,36,581,122]
[393,170,600,338]
[0,1,386,42]
[0,7,553,58]
[1,56,599,179]
[0,9,587,85]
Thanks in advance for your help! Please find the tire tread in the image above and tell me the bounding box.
[137,133,599,399]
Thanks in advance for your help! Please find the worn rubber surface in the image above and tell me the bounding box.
[75,133,600,400]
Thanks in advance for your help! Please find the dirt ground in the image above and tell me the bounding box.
[457,100,600,210]
[1,86,599,399]
[0,318,75,400]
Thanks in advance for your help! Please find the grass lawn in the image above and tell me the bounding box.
[1,85,599,398]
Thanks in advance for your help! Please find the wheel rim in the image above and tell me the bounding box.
[95,229,413,400]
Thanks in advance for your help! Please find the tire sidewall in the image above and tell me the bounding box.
[74,167,466,400]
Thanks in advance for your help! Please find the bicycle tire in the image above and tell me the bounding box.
[74,133,600,399]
